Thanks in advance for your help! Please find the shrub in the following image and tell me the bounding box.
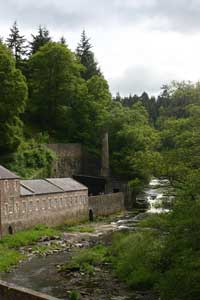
[6,139,56,178]
[111,231,163,290]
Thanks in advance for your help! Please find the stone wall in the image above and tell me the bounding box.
[88,192,124,217]
[0,179,20,236]
[47,143,101,177]
[47,144,83,177]
[0,280,59,300]
[1,189,88,235]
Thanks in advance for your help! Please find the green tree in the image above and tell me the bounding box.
[29,26,51,54]
[108,102,160,183]
[6,21,27,66]
[27,42,86,138]
[0,43,28,153]
[76,30,101,80]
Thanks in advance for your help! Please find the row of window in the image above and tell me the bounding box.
[3,180,18,193]
[4,195,87,217]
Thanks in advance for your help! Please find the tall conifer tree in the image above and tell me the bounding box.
[76,30,101,80]
[6,21,27,65]
[30,26,51,54]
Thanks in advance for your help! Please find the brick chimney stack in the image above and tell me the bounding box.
[101,131,109,177]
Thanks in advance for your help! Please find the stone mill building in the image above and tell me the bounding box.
[0,165,88,236]
[0,164,124,236]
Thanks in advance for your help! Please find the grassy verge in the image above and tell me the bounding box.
[0,224,60,272]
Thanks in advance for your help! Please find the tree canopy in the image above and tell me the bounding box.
[0,43,28,153]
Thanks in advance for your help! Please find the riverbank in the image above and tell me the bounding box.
[1,210,158,300]
[0,179,172,300]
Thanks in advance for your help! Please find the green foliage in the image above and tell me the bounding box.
[109,102,160,183]
[0,224,60,272]
[111,232,163,290]
[76,30,101,80]
[29,25,51,54]
[0,224,60,248]
[113,178,200,299]
[0,43,28,153]
[139,213,170,231]
[0,245,23,272]
[28,42,84,135]
[6,139,56,178]
[158,88,200,185]
[68,290,80,300]
[6,21,27,64]
[61,245,108,274]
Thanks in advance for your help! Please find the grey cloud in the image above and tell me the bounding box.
[109,65,175,96]
[1,0,200,33]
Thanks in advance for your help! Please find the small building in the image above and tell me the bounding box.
[0,165,88,236]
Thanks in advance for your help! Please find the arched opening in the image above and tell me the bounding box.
[8,225,13,235]
[89,209,94,222]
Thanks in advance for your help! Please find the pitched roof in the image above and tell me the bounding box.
[0,165,19,180]
[46,178,87,192]
[20,185,34,196]
[20,178,87,196]
[21,179,62,195]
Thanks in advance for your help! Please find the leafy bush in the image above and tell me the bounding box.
[110,232,163,290]
[6,139,56,178]
[68,290,80,300]
[61,244,109,273]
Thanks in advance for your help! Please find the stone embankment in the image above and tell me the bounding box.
[0,280,59,300]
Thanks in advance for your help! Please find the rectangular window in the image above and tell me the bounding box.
[35,200,39,211]
[43,200,46,210]
[29,201,33,211]
[22,202,26,213]
[15,202,19,213]
[4,203,8,216]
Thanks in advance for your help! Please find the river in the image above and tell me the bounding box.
[0,178,173,300]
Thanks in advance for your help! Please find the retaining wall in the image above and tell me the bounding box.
[0,280,60,300]
[88,192,124,217]
[47,144,83,177]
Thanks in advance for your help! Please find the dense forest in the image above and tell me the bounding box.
[1,21,200,300]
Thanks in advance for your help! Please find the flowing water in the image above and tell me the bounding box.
[0,178,173,299]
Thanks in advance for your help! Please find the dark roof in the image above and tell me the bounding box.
[46,178,87,192]
[20,178,87,196]
[0,165,19,180]
[21,179,62,195]
[20,185,34,196]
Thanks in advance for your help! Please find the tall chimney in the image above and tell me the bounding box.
[101,131,109,177]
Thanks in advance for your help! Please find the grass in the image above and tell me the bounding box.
[0,245,23,272]
[138,213,170,231]
[60,244,109,274]
[0,224,60,248]
[0,213,122,273]
[0,224,60,272]
[68,290,81,300]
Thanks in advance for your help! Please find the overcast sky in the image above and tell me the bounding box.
[1,0,200,96]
